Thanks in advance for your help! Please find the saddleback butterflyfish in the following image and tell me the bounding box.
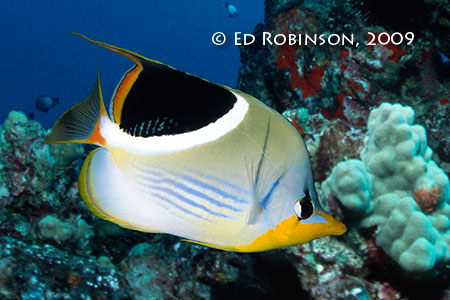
[44,33,346,252]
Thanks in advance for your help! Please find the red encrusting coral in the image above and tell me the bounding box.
[277,43,325,98]
[321,91,351,123]
[340,48,350,58]
[440,98,449,106]
[274,8,325,100]
[414,186,444,213]
[293,64,325,98]
[276,43,296,70]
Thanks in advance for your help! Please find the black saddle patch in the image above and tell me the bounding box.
[119,61,237,137]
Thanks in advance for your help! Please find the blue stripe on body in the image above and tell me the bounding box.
[147,191,212,222]
[136,167,248,207]
[179,174,247,205]
[139,179,233,219]
[168,179,242,212]
[181,170,249,204]
[137,172,242,214]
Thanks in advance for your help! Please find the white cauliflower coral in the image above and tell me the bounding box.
[361,103,441,200]
[321,159,372,215]
[321,102,450,273]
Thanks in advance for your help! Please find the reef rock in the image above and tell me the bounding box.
[0,237,130,300]
[237,0,450,167]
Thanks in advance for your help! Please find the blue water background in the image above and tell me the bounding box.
[0,1,263,128]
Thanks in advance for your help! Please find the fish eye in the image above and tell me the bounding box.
[294,193,314,220]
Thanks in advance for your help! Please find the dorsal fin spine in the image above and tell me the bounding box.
[71,32,177,123]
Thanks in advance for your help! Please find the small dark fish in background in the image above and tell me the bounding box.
[225,1,238,18]
[35,95,59,113]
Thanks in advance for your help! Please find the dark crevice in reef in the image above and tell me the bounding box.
[211,252,309,300]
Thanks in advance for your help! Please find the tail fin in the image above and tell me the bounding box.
[43,72,108,146]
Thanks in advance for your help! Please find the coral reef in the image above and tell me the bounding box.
[0,237,129,300]
[238,0,450,171]
[0,110,83,210]
[120,242,211,300]
[6,102,447,298]
[284,233,405,300]
[2,102,445,299]
[281,110,366,183]
[39,215,74,243]
[0,0,448,298]
[236,0,449,291]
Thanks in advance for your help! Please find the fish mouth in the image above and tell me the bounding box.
[332,221,347,236]
[316,212,347,236]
